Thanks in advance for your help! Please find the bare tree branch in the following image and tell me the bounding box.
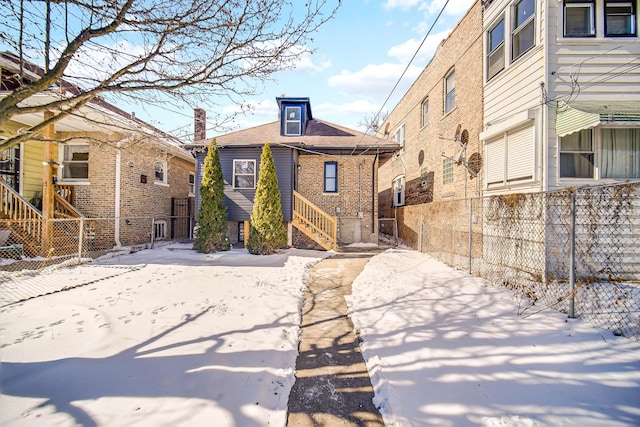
[0,0,340,150]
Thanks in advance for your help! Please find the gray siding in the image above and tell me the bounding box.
[195,146,294,222]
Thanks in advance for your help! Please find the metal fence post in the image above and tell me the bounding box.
[569,192,576,319]
[468,198,473,274]
[151,217,156,248]
[78,217,84,260]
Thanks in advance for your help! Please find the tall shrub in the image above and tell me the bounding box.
[194,141,230,253]
[246,143,287,255]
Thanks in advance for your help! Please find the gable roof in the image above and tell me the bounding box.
[209,119,400,154]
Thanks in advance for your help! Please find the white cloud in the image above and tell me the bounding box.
[422,0,476,16]
[292,53,332,73]
[383,0,421,10]
[328,63,422,97]
[314,100,383,118]
[222,98,278,119]
[387,28,451,65]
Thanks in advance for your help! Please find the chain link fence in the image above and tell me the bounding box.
[383,182,640,339]
[0,216,193,306]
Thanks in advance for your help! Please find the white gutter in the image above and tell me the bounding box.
[114,143,122,248]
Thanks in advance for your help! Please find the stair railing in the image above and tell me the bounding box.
[293,190,337,250]
[0,180,43,243]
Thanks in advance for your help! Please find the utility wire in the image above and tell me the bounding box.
[351,0,451,156]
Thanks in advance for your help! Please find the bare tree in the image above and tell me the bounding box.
[359,110,389,135]
[0,0,339,149]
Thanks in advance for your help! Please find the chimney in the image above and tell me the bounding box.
[194,108,206,142]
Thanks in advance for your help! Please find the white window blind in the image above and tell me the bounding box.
[486,137,505,185]
[507,125,534,182]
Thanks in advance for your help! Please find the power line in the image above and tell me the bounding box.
[351,0,452,156]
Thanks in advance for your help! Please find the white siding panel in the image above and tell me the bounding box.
[507,125,535,182]
[484,46,545,126]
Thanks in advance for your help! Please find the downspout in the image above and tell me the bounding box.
[371,152,378,232]
[114,143,122,248]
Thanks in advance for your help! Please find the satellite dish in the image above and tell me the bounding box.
[454,124,462,142]
[460,129,469,145]
[467,152,482,177]
[454,146,465,163]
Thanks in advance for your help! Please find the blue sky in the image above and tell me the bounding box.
[126,0,477,141]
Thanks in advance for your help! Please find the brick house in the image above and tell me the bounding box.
[376,1,484,249]
[0,52,195,256]
[192,97,399,250]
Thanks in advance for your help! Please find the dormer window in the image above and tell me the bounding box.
[285,106,302,135]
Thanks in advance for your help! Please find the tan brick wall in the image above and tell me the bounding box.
[297,154,378,244]
[378,0,484,226]
[56,132,195,247]
[379,1,483,216]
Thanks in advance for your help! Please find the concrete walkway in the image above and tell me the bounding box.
[287,253,384,426]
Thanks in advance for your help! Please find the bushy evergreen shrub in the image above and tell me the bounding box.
[193,142,230,253]
[246,143,287,255]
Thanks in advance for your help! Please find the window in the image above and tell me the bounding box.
[154,160,167,184]
[443,158,454,184]
[189,172,195,195]
[61,143,89,180]
[564,1,596,37]
[444,70,455,113]
[285,106,302,135]
[560,129,594,178]
[512,0,535,60]
[233,159,255,189]
[487,18,506,79]
[154,220,166,240]
[324,161,338,193]
[605,1,636,36]
[485,125,535,187]
[421,98,429,127]
[392,175,405,207]
[393,124,406,150]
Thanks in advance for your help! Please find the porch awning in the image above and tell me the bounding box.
[556,101,640,137]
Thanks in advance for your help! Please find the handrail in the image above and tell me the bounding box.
[0,180,42,220]
[293,190,337,250]
[54,184,75,205]
[54,192,83,218]
[0,180,43,245]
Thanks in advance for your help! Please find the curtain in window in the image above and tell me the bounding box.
[560,129,594,178]
[601,128,640,178]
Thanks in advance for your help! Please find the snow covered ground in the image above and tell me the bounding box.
[1,243,639,426]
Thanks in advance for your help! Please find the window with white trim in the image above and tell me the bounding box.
[487,17,506,79]
[154,160,167,184]
[560,127,640,178]
[560,129,594,178]
[512,0,535,60]
[284,106,302,136]
[421,98,429,127]
[233,159,256,189]
[605,1,636,36]
[393,124,406,150]
[485,125,535,187]
[61,143,89,180]
[564,1,596,37]
[444,69,455,113]
[392,175,405,207]
[189,172,195,195]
